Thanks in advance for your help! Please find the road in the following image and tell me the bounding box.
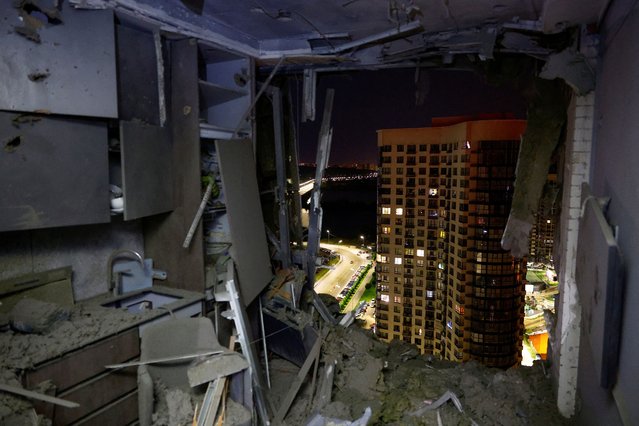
[314,244,370,299]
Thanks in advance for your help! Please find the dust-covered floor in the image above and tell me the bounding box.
[1,304,571,425]
[272,325,571,426]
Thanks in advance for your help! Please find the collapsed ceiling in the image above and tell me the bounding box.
[71,0,608,68]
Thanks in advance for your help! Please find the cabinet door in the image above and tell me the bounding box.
[120,121,174,221]
[0,112,109,232]
[116,24,161,125]
[216,139,271,304]
[0,5,117,118]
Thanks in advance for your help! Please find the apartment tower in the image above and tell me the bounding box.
[529,171,559,263]
[375,117,527,368]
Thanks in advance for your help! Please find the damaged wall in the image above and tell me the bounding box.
[0,222,144,301]
[550,92,594,419]
[574,0,639,423]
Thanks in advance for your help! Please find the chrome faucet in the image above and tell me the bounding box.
[107,249,144,296]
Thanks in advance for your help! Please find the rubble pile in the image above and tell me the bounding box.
[277,325,569,425]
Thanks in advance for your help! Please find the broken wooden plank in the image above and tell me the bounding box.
[197,378,225,426]
[0,383,79,408]
[274,335,323,424]
[105,350,223,369]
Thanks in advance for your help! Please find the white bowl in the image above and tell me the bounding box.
[111,197,124,209]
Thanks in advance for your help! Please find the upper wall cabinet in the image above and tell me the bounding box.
[119,121,174,221]
[197,42,252,140]
[0,112,110,232]
[116,22,162,126]
[0,5,117,118]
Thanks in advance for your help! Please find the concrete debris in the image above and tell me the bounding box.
[0,370,51,426]
[13,0,64,43]
[0,302,160,370]
[223,398,251,426]
[502,78,569,258]
[9,298,69,334]
[187,352,248,388]
[307,406,372,426]
[151,382,194,426]
[540,48,595,95]
[272,325,569,425]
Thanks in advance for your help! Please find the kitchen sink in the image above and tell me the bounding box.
[101,290,183,313]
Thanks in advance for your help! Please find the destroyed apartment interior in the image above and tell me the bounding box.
[0,0,638,424]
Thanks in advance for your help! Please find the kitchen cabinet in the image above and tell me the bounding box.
[197,41,253,140]
[23,328,140,425]
[117,121,174,221]
[0,5,117,118]
[0,112,110,232]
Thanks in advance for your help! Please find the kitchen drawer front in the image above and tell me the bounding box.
[24,327,140,392]
[54,367,137,425]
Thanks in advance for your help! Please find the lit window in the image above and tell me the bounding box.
[396,207,403,216]
[439,230,446,238]
[381,294,390,303]
[429,188,438,196]
[382,226,391,234]
[416,249,425,257]
[379,255,388,263]
[394,257,403,265]
[427,290,434,298]
[394,296,402,303]
[382,207,391,215]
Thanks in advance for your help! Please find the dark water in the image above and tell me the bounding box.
[316,179,377,243]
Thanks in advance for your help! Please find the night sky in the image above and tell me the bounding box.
[292,68,527,165]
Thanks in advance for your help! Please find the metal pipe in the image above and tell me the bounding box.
[232,56,286,138]
[259,298,271,389]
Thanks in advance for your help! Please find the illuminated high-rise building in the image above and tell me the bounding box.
[375,117,527,368]
[529,172,559,263]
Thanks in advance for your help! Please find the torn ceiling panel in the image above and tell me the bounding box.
[70,0,600,62]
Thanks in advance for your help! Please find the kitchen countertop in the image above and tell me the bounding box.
[0,285,204,370]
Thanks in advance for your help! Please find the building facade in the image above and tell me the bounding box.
[528,172,559,263]
[375,117,527,368]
